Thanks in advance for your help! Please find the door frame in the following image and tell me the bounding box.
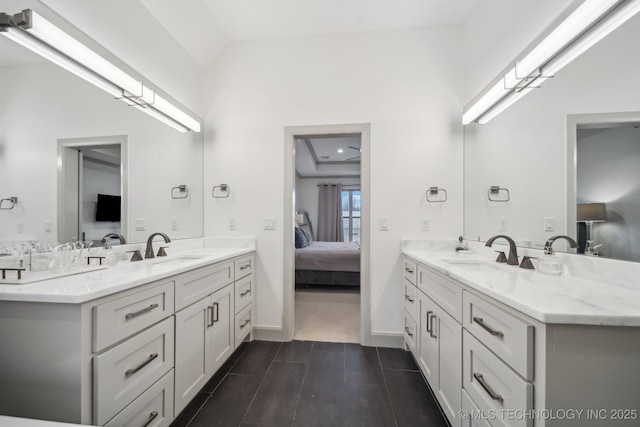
[283,123,371,345]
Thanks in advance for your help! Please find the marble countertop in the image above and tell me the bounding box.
[402,248,640,327]
[0,416,89,427]
[0,246,254,304]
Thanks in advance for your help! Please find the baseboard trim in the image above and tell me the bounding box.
[252,326,286,342]
[369,332,404,348]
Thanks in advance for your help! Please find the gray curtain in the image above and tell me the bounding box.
[317,184,344,242]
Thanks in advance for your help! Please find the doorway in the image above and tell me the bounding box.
[283,123,371,345]
[57,135,128,244]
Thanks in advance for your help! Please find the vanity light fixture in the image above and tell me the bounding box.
[463,0,635,125]
[0,9,201,133]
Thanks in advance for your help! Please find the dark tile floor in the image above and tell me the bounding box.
[170,340,449,427]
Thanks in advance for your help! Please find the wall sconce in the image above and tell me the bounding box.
[0,196,18,210]
[487,186,510,202]
[463,0,640,125]
[171,185,189,199]
[0,9,201,133]
[212,184,230,198]
[577,202,607,255]
[426,187,447,202]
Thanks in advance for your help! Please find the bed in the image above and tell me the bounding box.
[295,239,361,286]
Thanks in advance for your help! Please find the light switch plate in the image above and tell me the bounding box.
[17,222,24,233]
[135,218,146,231]
[544,217,555,232]
[498,217,508,232]
[171,219,179,231]
[421,218,430,232]
[380,217,389,231]
[44,220,52,232]
[264,217,276,230]
[228,218,237,230]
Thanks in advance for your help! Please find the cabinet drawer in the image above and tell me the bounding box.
[463,292,533,380]
[418,265,463,322]
[174,261,234,311]
[235,254,254,280]
[94,317,175,425]
[104,370,174,427]
[463,330,533,427]
[403,278,418,322]
[234,303,253,348]
[93,281,174,352]
[403,311,417,355]
[403,258,417,285]
[234,274,254,314]
[461,389,491,427]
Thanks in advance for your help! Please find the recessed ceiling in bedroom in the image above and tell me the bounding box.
[295,134,361,178]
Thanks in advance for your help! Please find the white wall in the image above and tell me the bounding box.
[0,61,203,244]
[577,127,640,262]
[203,26,464,334]
[296,177,361,240]
[82,160,121,242]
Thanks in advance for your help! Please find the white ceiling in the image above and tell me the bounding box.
[139,0,477,69]
[296,135,361,178]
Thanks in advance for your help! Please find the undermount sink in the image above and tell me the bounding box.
[152,256,204,267]
[442,259,501,273]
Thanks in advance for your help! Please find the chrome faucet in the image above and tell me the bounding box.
[485,235,519,265]
[543,235,578,255]
[145,233,171,259]
[101,233,127,248]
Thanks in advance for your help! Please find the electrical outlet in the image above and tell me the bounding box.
[498,217,508,232]
[171,219,179,231]
[544,217,555,232]
[228,218,237,230]
[44,220,53,232]
[135,218,146,231]
[264,217,276,230]
[16,222,24,234]
[421,218,430,232]
[380,217,389,231]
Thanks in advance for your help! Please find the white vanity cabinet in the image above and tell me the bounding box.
[0,250,256,426]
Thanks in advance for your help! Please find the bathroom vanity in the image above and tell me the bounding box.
[0,246,255,426]
[402,243,640,427]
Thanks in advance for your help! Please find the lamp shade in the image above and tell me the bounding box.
[577,203,607,222]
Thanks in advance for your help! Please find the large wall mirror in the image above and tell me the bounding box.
[464,10,640,262]
[0,0,203,246]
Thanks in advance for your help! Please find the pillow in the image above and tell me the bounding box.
[294,227,309,249]
[302,229,312,243]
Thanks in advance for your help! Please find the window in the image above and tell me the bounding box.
[342,190,361,242]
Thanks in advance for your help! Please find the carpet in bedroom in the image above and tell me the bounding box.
[294,286,360,343]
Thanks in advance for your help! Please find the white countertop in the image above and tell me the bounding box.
[0,246,254,304]
[402,248,640,327]
[0,416,89,427]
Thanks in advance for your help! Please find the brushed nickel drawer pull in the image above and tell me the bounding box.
[143,411,159,427]
[426,311,433,333]
[429,314,437,339]
[405,295,414,302]
[240,318,251,329]
[240,263,251,270]
[213,302,219,323]
[240,289,251,297]
[404,326,414,337]
[473,317,504,337]
[125,353,158,378]
[207,306,214,327]
[125,303,159,320]
[405,267,414,273]
[473,373,504,402]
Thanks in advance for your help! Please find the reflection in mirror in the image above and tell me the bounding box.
[0,8,203,247]
[464,11,640,261]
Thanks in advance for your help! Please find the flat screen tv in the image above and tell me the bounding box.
[95,194,121,222]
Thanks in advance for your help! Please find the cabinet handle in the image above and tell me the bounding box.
[419,271,423,284]
[426,311,433,333]
[207,306,214,327]
[125,353,158,378]
[240,289,251,297]
[240,263,251,270]
[142,411,159,427]
[473,373,504,402]
[473,317,504,337]
[240,318,251,329]
[404,326,414,337]
[405,267,414,274]
[125,303,159,320]
[405,295,414,303]
[213,302,219,323]
[429,313,437,338]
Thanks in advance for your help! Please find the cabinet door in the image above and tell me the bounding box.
[208,285,234,375]
[174,297,210,414]
[418,293,439,385]
[437,306,462,427]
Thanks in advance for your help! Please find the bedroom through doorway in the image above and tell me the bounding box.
[293,133,362,343]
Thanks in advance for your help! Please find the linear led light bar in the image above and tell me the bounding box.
[0,9,201,133]
[463,0,632,125]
